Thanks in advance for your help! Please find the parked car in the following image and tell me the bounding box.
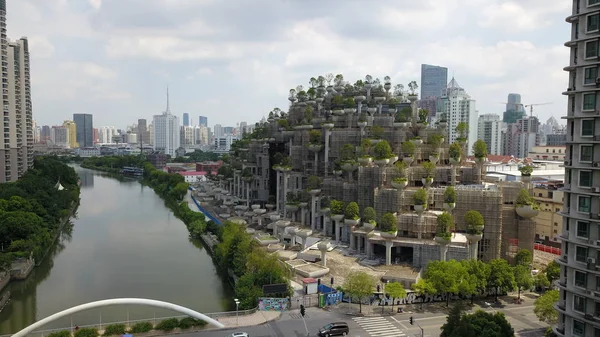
[317,322,349,336]
[229,333,249,337]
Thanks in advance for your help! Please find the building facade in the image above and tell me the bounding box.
[183,113,190,127]
[440,77,478,155]
[533,181,564,247]
[62,120,78,148]
[152,91,180,157]
[477,114,503,155]
[555,2,600,336]
[50,126,69,148]
[73,113,93,148]
[199,116,208,127]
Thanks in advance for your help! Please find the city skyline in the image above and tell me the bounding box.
[11,1,569,128]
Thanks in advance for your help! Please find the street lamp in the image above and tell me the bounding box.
[234,298,240,327]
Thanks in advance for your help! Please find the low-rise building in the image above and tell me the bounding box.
[178,171,208,183]
[74,147,100,157]
[532,180,564,247]
[528,145,566,161]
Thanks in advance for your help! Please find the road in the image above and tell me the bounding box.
[184,303,548,337]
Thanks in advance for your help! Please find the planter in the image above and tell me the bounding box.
[322,123,335,129]
[403,156,414,165]
[299,202,309,208]
[439,121,448,129]
[380,231,398,239]
[308,189,321,195]
[331,214,344,221]
[362,222,376,231]
[411,139,423,146]
[475,157,486,164]
[449,157,461,165]
[344,108,357,114]
[320,207,330,215]
[408,94,418,101]
[367,107,377,114]
[374,158,390,167]
[429,155,439,164]
[434,236,451,245]
[308,144,324,152]
[466,233,483,243]
[389,156,399,164]
[393,122,405,128]
[306,100,316,106]
[374,97,386,102]
[414,204,426,213]
[344,218,360,226]
[285,204,299,212]
[357,121,368,128]
[388,108,397,114]
[516,205,539,218]
[358,157,372,166]
[392,180,408,190]
[332,109,345,115]
[342,162,359,172]
[422,178,433,187]
[443,202,455,212]
[354,96,366,102]
[333,170,343,176]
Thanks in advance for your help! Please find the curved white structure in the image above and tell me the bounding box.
[12,298,225,337]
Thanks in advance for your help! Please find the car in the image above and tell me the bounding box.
[229,333,249,337]
[317,322,349,336]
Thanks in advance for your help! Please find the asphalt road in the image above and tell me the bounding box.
[182,302,548,337]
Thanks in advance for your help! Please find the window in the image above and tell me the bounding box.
[579,196,592,213]
[576,270,589,288]
[590,0,600,6]
[576,245,589,262]
[582,119,595,136]
[584,94,597,111]
[573,319,585,337]
[580,170,593,187]
[581,145,594,162]
[588,13,600,32]
[578,221,590,238]
[586,67,599,85]
[575,295,587,312]
[586,40,599,59]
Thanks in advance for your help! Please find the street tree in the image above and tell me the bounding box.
[412,278,436,309]
[461,259,491,303]
[443,310,514,337]
[343,271,376,313]
[441,302,465,337]
[515,249,533,267]
[385,281,406,313]
[534,289,559,324]
[544,261,560,282]
[488,259,516,302]
[425,260,468,307]
[514,264,534,301]
[534,272,551,291]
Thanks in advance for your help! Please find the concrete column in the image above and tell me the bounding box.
[350,234,355,250]
[276,171,281,213]
[246,181,251,207]
[385,241,393,266]
[335,220,340,243]
[440,244,448,261]
[417,214,423,239]
[311,195,317,231]
[300,207,306,226]
[314,151,318,175]
[322,216,328,236]
[283,172,289,218]
[324,129,331,176]
[451,164,456,186]
[289,138,293,157]
[273,224,278,237]
[471,241,479,260]
[321,251,327,267]
[366,241,371,259]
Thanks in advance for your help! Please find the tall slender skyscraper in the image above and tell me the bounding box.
[73,113,93,147]
[503,93,526,123]
[183,113,190,126]
[152,88,180,157]
[199,116,208,127]
[420,64,448,116]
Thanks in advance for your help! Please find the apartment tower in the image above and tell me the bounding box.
[73,113,93,147]
[555,1,600,336]
[152,89,180,157]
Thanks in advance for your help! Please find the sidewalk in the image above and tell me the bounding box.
[214,310,281,328]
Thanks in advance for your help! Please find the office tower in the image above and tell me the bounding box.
[555,2,600,336]
[73,113,93,147]
[183,113,190,126]
[180,125,195,146]
[477,114,502,155]
[98,126,117,144]
[199,116,208,127]
[50,126,69,147]
[440,77,478,155]
[152,89,180,157]
[62,120,78,148]
[420,64,448,116]
[223,126,234,135]
[502,116,540,158]
[41,125,50,142]
[213,124,224,138]
[503,93,526,124]
[137,118,150,145]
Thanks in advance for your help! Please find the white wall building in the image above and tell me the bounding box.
[477,114,503,155]
[214,135,238,152]
[180,125,196,146]
[98,126,118,144]
[50,126,69,148]
[74,147,100,157]
[440,77,478,155]
[152,90,180,157]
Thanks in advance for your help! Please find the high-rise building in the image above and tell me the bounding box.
[556,2,600,336]
[73,113,93,147]
[213,124,224,138]
[98,126,118,144]
[420,64,448,116]
[50,126,69,147]
[152,89,180,157]
[137,119,150,145]
[183,113,190,126]
[440,77,478,155]
[40,125,50,142]
[502,116,539,158]
[62,120,78,148]
[477,114,502,155]
[180,125,195,146]
[199,116,208,127]
[503,93,526,124]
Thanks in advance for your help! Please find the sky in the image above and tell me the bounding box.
[11,0,570,129]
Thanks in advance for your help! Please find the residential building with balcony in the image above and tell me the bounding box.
[533,181,565,247]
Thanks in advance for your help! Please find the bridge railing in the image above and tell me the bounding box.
[0,307,258,337]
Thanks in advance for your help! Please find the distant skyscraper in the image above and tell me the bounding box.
[199,116,208,127]
[503,93,526,124]
[420,64,448,98]
[73,114,94,147]
[152,88,180,157]
[41,125,51,142]
[137,119,150,144]
[62,120,78,148]
[440,77,478,155]
[477,114,502,155]
[183,113,190,126]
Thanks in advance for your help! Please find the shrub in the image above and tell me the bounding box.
[465,210,484,235]
[519,165,533,176]
[320,196,331,209]
[473,139,488,159]
[129,322,153,334]
[155,318,180,332]
[373,140,393,160]
[395,107,411,122]
[436,212,454,234]
[429,133,444,148]
[74,328,98,337]
[394,161,407,177]
[359,139,372,157]
[362,207,377,224]
[449,143,461,160]
[308,175,322,190]
[371,125,385,139]
[401,141,416,157]
[393,176,408,184]
[277,119,290,130]
[103,324,126,336]
[413,189,427,206]
[330,200,345,215]
[345,202,360,220]
[309,130,322,144]
[344,97,355,108]
[340,144,356,162]
[48,331,71,337]
[379,213,397,233]
[444,186,456,204]
[515,189,539,209]
[178,317,207,329]
[422,161,436,178]
[358,112,367,122]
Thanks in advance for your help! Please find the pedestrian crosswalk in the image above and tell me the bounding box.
[352,316,405,337]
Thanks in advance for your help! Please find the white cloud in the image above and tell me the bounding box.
[27,36,55,59]
[60,62,118,80]
[89,0,102,10]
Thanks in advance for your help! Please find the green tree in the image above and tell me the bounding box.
[534,289,559,324]
[544,261,560,282]
[344,271,376,313]
[461,259,491,303]
[514,265,534,301]
[444,310,514,337]
[412,278,436,309]
[425,260,468,307]
[488,259,516,302]
[441,302,465,337]
[515,249,532,267]
[385,281,406,313]
[534,272,551,291]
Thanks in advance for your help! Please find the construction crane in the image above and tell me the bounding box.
[499,102,553,117]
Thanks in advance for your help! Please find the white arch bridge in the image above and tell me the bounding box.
[12,298,225,337]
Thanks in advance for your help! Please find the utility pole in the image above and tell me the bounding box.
[409,316,423,337]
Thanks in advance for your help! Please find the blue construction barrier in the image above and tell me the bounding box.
[188,187,222,225]
[318,284,336,293]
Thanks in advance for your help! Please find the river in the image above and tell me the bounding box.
[0,166,233,334]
